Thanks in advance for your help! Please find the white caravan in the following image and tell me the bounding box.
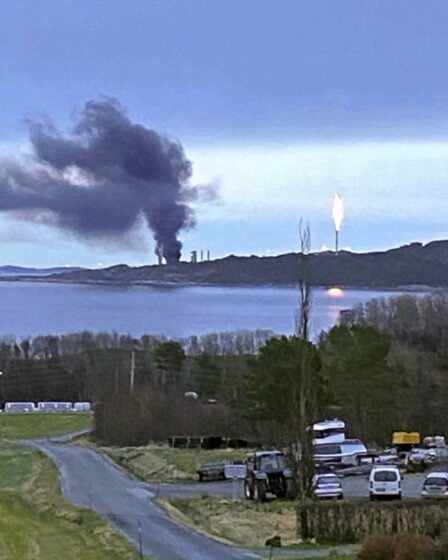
[314,439,368,467]
[37,402,73,413]
[5,402,36,413]
[313,419,346,445]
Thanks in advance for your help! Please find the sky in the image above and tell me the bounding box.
[1,0,448,267]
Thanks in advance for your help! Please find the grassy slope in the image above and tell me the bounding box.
[97,444,250,481]
[165,496,298,547]
[0,441,144,560]
[164,497,356,558]
[0,412,92,439]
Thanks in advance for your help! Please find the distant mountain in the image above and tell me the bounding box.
[0,265,83,276]
[5,241,448,288]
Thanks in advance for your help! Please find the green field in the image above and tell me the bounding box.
[0,412,92,439]
[0,441,145,560]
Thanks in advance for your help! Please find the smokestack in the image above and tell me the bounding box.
[0,98,218,264]
[200,250,204,262]
[332,193,344,255]
[207,250,210,261]
[156,245,164,266]
[191,250,197,263]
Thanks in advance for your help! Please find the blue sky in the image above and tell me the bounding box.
[1,0,448,266]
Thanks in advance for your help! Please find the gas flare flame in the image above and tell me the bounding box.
[332,193,344,232]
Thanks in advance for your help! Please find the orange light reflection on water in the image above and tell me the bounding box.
[326,287,344,298]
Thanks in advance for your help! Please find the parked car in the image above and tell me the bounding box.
[313,473,343,500]
[244,450,293,501]
[421,471,448,499]
[196,461,227,482]
[408,448,436,471]
[369,466,402,500]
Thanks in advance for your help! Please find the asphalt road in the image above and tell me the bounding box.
[27,437,430,560]
[28,440,257,560]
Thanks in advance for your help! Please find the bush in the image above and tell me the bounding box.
[358,534,395,560]
[358,533,436,560]
[434,535,448,560]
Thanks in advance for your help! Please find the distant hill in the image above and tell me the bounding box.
[0,265,83,276]
[5,240,448,288]
[17,240,448,288]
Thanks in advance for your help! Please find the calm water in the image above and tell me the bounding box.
[0,281,409,339]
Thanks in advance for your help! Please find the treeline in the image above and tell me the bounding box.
[338,293,448,437]
[0,328,275,359]
[0,334,253,408]
[2,294,448,448]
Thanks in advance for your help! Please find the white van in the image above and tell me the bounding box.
[369,466,402,500]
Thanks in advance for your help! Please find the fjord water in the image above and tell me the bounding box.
[0,281,407,339]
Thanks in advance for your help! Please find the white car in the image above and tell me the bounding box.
[421,471,448,499]
[369,466,401,500]
[313,473,343,500]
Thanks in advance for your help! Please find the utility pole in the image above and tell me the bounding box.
[130,350,135,393]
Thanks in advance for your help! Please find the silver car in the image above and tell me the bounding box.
[421,471,448,499]
[313,473,343,500]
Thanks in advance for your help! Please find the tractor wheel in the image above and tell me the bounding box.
[244,480,254,500]
[255,480,267,502]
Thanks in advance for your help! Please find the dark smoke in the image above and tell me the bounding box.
[0,98,206,263]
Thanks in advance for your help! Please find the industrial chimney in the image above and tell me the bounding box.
[156,244,164,266]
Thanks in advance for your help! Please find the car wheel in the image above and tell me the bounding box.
[369,493,375,502]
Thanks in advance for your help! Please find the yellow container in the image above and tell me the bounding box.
[392,431,420,445]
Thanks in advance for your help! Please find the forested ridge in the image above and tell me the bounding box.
[11,240,448,288]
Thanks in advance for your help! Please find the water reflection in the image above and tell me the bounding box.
[326,287,344,298]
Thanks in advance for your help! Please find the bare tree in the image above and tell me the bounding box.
[297,220,312,341]
[295,220,318,516]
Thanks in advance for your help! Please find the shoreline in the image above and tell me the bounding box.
[0,276,439,292]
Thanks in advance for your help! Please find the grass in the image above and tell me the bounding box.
[0,440,146,559]
[164,496,358,556]
[93,443,250,481]
[0,412,92,439]
[165,495,299,547]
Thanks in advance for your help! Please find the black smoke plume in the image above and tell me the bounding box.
[0,98,205,263]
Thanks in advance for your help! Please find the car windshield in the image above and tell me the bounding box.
[259,455,286,470]
[425,477,448,486]
[317,476,339,486]
[374,471,398,482]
